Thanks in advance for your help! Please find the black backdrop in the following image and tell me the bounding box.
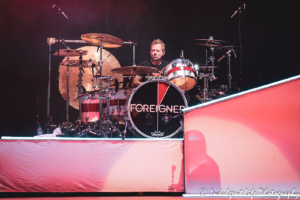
[0,0,299,136]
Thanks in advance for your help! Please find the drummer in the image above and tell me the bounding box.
[132,39,170,87]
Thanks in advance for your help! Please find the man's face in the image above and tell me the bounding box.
[150,44,164,61]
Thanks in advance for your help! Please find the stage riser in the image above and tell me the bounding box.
[0,140,184,192]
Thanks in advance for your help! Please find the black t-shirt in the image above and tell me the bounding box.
[139,59,170,82]
[123,59,170,88]
[139,59,170,73]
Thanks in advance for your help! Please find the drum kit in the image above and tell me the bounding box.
[47,34,238,139]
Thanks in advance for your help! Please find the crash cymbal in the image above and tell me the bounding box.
[81,33,124,48]
[52,49,88,56]
[111,66,159,74]
[59,46,123,110]
[195,39,232,47]
[60,60,99,68]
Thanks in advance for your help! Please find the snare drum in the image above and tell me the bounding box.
[165,58,196,91]
[126,79,187,138]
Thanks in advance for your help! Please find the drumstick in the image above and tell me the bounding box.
[159,67,166,75]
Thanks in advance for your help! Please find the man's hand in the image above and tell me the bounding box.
[152,73,160,77]
[132,75,143,88]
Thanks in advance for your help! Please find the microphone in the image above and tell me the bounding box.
[52,4,68,19]
[231,3,246,18]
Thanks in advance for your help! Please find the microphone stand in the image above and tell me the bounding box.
[55,9,61,128]
[231,4,245,90]
[238,9,243,89]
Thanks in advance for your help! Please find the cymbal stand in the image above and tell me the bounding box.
[125,40,138,88]
[123,41,138,139]
[209,46,216,80]
[105,76,111,136]
[65,47,71,134]
[46,38,55,134]
[98,34,105,134]
[77,51,84,133]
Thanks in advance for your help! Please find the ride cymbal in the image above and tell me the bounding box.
[81,33,124,48]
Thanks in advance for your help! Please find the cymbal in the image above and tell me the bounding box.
[81,33,124,48]
[111,66,159,74]
[52,49,88,56]
[59,46,123,110]
[195,39,232,47]
[60,60,99,68]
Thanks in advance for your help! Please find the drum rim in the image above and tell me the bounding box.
[168,75,197,91]
[126,79,188,138]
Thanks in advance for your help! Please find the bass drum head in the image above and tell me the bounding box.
[127,80,187,138]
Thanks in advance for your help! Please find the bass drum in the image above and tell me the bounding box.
[126,80,188,138]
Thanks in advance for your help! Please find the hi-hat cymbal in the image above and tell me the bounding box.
[60,60,99,68]
[52,49,88,56]
[195,39,232,47]
[81,33,124,48]
[111,66,159,74]
[59,46,123,110]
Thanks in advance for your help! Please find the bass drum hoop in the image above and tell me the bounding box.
[126,79,188,138]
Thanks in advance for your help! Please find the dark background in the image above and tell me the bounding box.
[0,0,299,137]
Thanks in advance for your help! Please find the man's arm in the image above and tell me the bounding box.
[132,75,143,88]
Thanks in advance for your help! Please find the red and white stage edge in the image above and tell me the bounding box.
[0,138,184,192]
[183,75,300,197]
[1,75,300,197]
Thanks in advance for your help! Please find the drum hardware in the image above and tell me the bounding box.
[60,59,99,68]
[80,33,125,137]
[48,37,123,135]
[198,73,218,103]
[77,51,85,133]
[64,47,71,134]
